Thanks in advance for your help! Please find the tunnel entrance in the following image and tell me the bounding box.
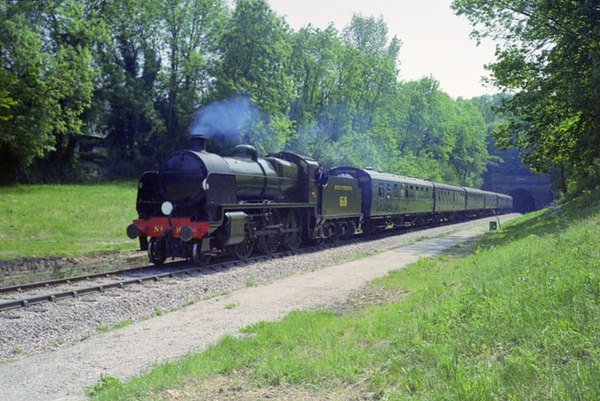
[509,188,537,213]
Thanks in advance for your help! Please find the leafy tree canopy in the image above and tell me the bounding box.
[453,0,600,190]
[1,0,500,189]
[0,0,97,183]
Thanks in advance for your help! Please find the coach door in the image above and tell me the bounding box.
[377,182,385,213]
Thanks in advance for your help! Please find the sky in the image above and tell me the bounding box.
[268,0,498,99]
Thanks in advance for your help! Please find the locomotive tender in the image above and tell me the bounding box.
[127,136,512,265]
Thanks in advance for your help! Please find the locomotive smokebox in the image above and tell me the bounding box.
[190,135,207,152]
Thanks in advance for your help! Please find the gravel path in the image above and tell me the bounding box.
[0,215,518,401]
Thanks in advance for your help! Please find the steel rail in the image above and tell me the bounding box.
[0,263,184,295]
[0,252,294,312]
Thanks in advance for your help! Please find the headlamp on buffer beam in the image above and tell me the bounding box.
[161,201,174,216]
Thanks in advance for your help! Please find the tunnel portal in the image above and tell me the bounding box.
[483,174,555,212]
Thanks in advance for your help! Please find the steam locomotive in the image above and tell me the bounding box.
[126,136,512,265]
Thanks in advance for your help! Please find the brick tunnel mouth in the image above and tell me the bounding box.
[509,187,538,213]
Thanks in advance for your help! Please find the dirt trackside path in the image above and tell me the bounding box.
[0,216,518,401]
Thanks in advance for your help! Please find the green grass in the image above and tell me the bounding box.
[0,182,138,259]
[96,320,133,333]
[90,191,600,401]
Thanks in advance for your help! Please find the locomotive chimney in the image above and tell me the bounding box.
[190,135,207,152]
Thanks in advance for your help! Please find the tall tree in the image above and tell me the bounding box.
[95,0,226,174]
[450,99,489,186]
[287,14,402,169]
[342,14,401,135]
[0,0,97,183]
[93,0,164,175]
[213,0,293,153]
[453,0,600,190]
[287,25,344,161]
[158,0,227,142]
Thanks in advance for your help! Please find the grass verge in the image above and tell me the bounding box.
[89,191,600,400]
[96,320,133,334]
[0,182,138,259]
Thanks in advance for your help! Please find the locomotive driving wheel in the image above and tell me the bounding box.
[281,210,302,250]
[148,238,166,266]
[192,241,211,267]
[233,234,255,261]
[257,233,280,255]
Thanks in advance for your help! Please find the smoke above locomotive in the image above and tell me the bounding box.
[189,95,257,141]
[157,96,260,206]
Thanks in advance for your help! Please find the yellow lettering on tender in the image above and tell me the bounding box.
[334,185,353,191]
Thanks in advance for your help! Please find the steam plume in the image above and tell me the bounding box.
[189,95,258,141]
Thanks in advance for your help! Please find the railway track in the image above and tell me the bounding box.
[0,249,304,312]
[0,215,499,312]
[0,226,404,312]
[0,265,155,294]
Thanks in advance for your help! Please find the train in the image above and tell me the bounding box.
[126,135,512,265]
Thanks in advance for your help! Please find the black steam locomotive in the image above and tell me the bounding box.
[127,136,512,265]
